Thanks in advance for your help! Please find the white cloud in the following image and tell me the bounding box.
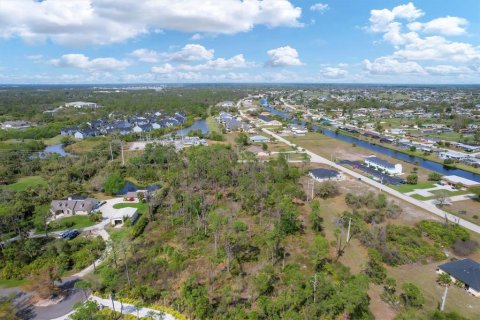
[310,3,329,13]
[167,44,214,62]
[393,34,480,62]
[0,0,302,46]
[265,46,303,67]
[424,65,474,75]
[131,49,160,63]
[178,54,249,71]
[151,63,175,74]
[369,2,424,33]
[407,16,468,36]
[322,67,348,79]
[365,2,480,80]
[364,56,425,75]
[49,54,130,71]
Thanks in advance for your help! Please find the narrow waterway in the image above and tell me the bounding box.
[258,99,480,182]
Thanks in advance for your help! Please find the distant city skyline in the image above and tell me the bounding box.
[1,0,479,84]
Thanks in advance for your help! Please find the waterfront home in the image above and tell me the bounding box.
[365,156,402,175]
[441,175,480,188]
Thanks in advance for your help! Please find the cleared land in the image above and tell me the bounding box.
[113,202,148,215]
[2,176,47,191]
[65,137,107,154]
[287,132,432,182]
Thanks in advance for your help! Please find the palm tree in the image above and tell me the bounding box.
[437,272,452,311]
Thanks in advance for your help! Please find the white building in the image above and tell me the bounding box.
[65,101,99,109]
[365,156,402,175]
[110,207,139,226]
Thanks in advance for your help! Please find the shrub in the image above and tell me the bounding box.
[452,239,479,256]
[416,220,469,247]
[130,216,149,239]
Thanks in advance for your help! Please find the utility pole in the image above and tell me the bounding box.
[440,285,448,311]
[307,180,311,201]
[311,274,318,303]
[109,142,114,161]
[311,178,315,200]
[121,141,125,166]
[346,218,352,243]
[121,244,132,288]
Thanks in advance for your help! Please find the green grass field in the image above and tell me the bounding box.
[0,279,28,289]
[2,176,47,191]
[65,137,107,154]
[390,181,436,193]
[47,215,96,231]
[206,116,221,132]
[42,134,63,145]
[113,202,148,214]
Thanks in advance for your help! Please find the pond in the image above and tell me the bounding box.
[174,119,209,137]
[115,181,161,195]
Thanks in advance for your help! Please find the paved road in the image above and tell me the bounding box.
[1,198,132,319]
[260,127,480,234]
[51,295,177,320]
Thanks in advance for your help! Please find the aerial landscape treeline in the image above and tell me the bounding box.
[0,85,479,320]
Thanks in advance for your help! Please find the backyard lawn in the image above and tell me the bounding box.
[2,176,47,192]
[390,181,436,193]
[113,202,148,215]
[47,215,97,231]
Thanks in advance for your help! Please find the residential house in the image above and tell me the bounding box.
[249,135,270,143]
[437,259,480,297]
[365,156,402,175]
[309,168,344,182]
[50,197,99,218]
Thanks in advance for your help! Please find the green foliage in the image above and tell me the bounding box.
[235,132,250,146]
[130,216,149,239]
[0,236,105,280]
[416,220,469,247]
[428,172,442,181]
[365,249,387,284]
[400,283,424,308]
[437,272,452,287]
[406,174,418,185]
[309,200,323,233]
[180,276,212,320]
[314,180,339,199]
[103,171,125,194]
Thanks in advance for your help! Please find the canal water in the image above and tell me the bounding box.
[258,99,480,182]
[259,98,292,119]
[318,127,480,182]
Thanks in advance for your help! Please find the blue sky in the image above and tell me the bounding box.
[0,0,479,84]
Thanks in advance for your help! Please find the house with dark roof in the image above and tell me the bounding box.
[365,156,402,175]
[50,197,99,218]
[309,168,344,182]
[437,259,480,297]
